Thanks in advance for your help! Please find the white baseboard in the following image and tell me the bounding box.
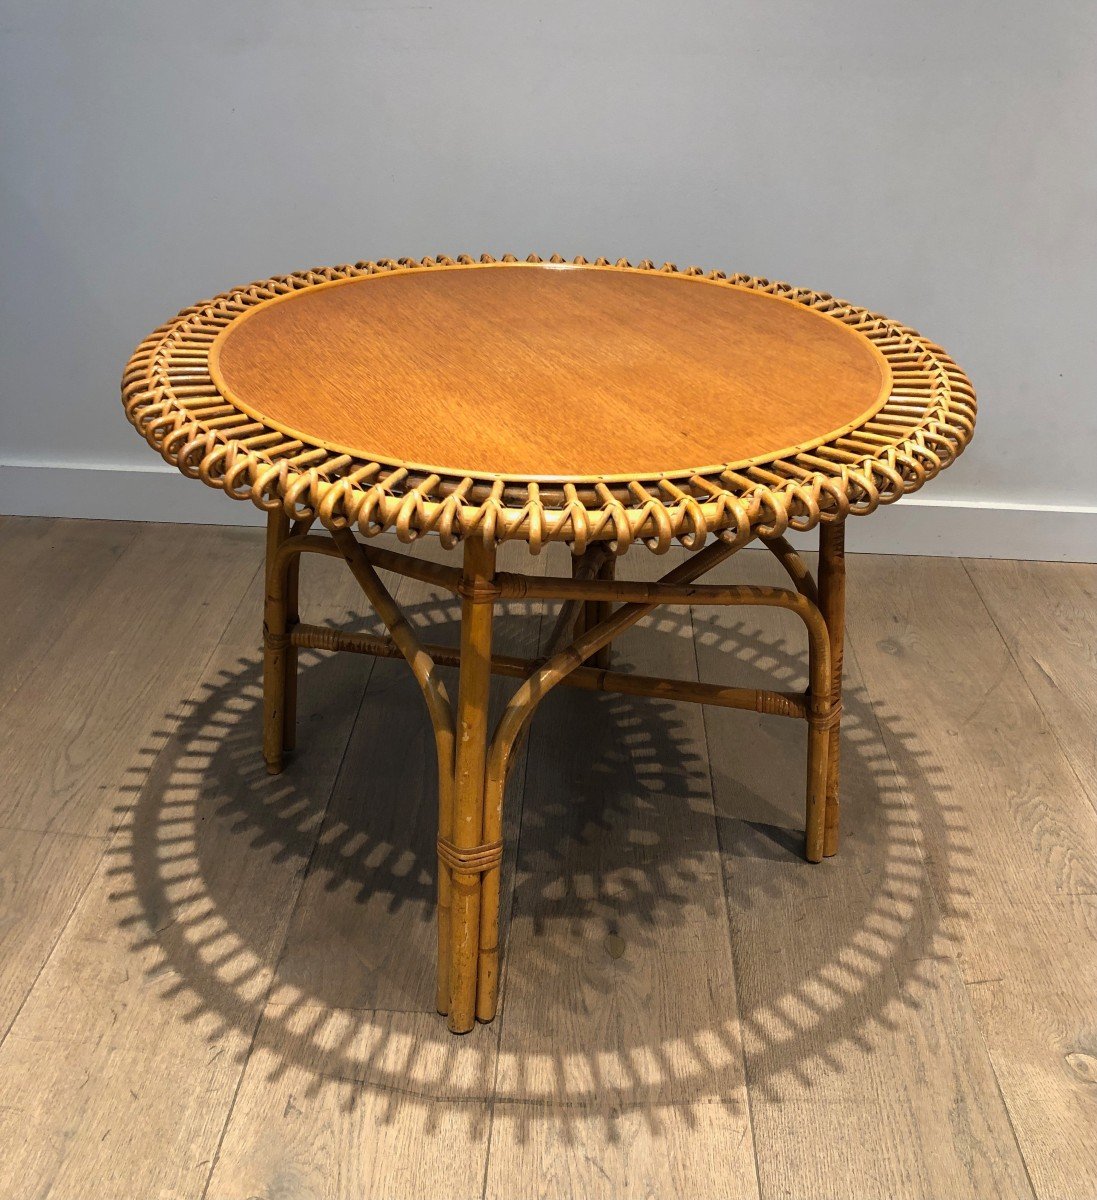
[0,461,270,528]
[1,461,1094,562]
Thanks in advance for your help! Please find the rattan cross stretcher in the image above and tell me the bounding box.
[121,255,975,1033]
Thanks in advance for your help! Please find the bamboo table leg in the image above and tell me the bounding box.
[446,539,498,1033]
[281,528,303,753]
[263,509,292,775]
[589,552,616,670]
[571,548,616,669]
[571,552,589,638]
[818,519,846,856]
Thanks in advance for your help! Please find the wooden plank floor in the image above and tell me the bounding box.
[0,516,1092,1200]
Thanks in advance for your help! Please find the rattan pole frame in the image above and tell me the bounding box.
[819,521,846,857]
[261,519,842,1031]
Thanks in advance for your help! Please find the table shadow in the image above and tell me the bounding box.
[109,589,969,1138]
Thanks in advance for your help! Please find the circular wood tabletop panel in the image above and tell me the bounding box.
[210,263,890,481]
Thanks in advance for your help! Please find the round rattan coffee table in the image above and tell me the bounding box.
[121,254,975,1033]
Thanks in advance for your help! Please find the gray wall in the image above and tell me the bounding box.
[2,2,1095,553]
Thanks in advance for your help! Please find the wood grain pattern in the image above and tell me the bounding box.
[0,516,138,712]
[205,540,548,1198]
[211,264,888,479]
[0,828,107,1037]
[483,547,760,1200]
[695,548,1036,1199]
[964,557,1097,807]
[847,554,1097,1200]
[0,523,262,836]
[0,534,374,1200]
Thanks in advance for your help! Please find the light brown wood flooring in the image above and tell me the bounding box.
[0,516,1093,1200]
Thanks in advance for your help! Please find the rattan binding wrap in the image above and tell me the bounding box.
[121,254,976,554]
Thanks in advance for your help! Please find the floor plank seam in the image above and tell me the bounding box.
[960,557,1097,820]
[846,623,1048,1195]
[100,555,266,865]
[844,627,949,928]
[980,1029,1042,1199]
[0,824,109,841]
[196,600,384,1200]
[690,600,765,1200]
[0,547,266,1056]
[0,523,143,723]
[478,582,550,1200]
[0,846,112,1048]
[956,556,1092,1198]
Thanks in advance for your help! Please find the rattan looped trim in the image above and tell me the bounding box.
[810,701,844,731]
[121,254,976,553]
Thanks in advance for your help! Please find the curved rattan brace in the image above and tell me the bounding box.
[762,534,820,604]
[484,583,832,863]
[329,528,456,751]
[469,528,837,1022]
[261,510,848,1036]
[327,526,462,1016]
[487,532,749,808]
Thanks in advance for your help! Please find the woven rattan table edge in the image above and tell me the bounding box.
[121,253,976,554]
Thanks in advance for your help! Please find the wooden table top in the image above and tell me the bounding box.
[210,263,890,481]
